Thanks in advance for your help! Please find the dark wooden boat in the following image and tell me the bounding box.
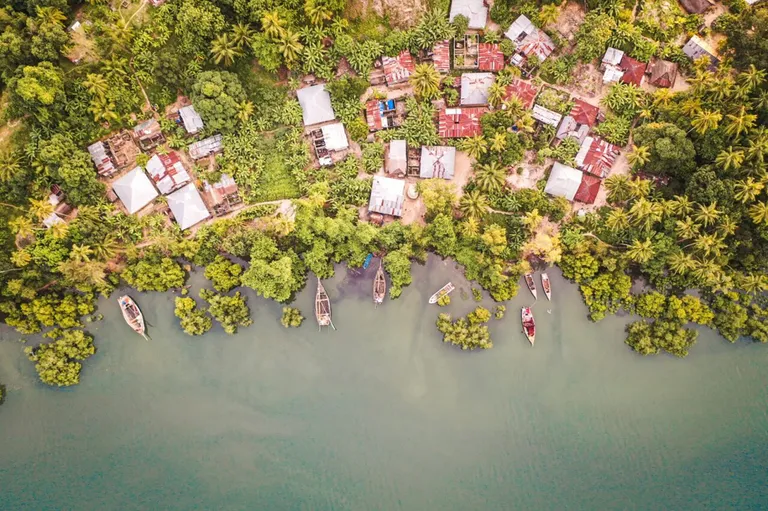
[541,272,552,301]
[428,282,455,304]
[524,273,538,300]
[521,306,535,346]
[119,295,148,340]
[315,278,334,330]
[373,261,386,305]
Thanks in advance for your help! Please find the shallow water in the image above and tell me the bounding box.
[1,256,767,510]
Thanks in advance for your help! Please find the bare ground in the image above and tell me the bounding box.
[506,151,547,190]
[553,2,586,45]
[452,150,473,198]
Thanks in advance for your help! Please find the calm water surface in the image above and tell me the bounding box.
[1,256,767,511]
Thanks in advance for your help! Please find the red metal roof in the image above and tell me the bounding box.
[619,55,647,87]
[579,137,619,178]
[438,107,487,138]
[433,41,451,73]
[574,173,601,204]
[382,51,415,85]
[365,100,383,131]
[503,79,538,109]
[570,99,599,127]
[478,43,505,72]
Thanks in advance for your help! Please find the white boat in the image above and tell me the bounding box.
[541,272,552,301]
[119,295,148,340]
[428,282,455,304]
[521,307,535,346]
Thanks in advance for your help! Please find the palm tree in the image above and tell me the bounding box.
[459,217,480,238]
[89,97,119,124]
[739,273,768,294]
[210,34,243,67]
[627,178,651,200]
[626,238,655,264]
[674,216,700,240]
[715,147,745,171]
[278,30,303,66]
[101,55,128,81]
[691,233,726,257]
[232,23,254,49]
[487,81,507,108]
[680,98,702,116]
[746,134,768,165]
[49,221,69,239]
[626,145,650,169]
[261,11,286,40]
[749,201,768,225]
[628,198,663,231]
[725,106,757,139]
[70,244,94,263]
[605,208,629,232]
[10,216,34,239]
[717,215,739,237]
[58,259,107,288]
[29,198,54,222]
[605,174,632,203]
[237,100,255,124]
[695,202,721,227]
[91,236,119,261]
[501,96,524,117]
[522,209,542,231]
[459,189,489,220]
[83,74,109,100]
[474,162,506,194]
[690,109,722,135]
[667,250,695,275]
[738,64,766,92]
[10,249,31,268]
[305,0,333,26]
[409,63,441,100]
[539,4,560,26]
[669,195,694,217]
[734,177,765,203]
[489,132,507,153]
[460,135,487,159]
[0,151,21,183]
[36,6,66,25]
[652,88,674,108]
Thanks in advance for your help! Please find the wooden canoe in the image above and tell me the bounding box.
[119,295,148,340]
[524,273,537,300]
[428,282,455,304]
[363,253,374,270]
[541,272,552,301]
[373,261,386,305]
[521,306,535,346]
[315,278,334,329]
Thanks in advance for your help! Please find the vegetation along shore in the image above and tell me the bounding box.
[0,0,766,396]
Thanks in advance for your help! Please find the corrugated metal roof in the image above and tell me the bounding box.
[461,73,494,106]
[517,29,555,61]
[505,15,535,43]
[503,79,538,109]
[382,51,415,85]
[571,99,599,127]
[575,136,619,178]
[321,123,349,151]
[433,40,451,73]
[532,104,562,127]
[179,105,204,134]
[420,146,456,179]
[297,84,336,126]
[87,141,117,176]
[387,140,407,175]
[574,173,601,204]
[145,152,191,195]
[203,173,238,205]
[619,55,647,86]
[368,175,406,217]
[438,107,486,138]
[112,167,159,214]
[189,134,223,160]
[449,0,488,30]
[602,48,624,66]
[167,183,211,230]
[133,119,162,139]
[544,162,582,201]
[478,43,505,71]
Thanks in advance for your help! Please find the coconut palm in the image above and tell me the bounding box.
[628,198,663,231]
[605,208,630,232]
[237,100,255,124]
[680,98,702,116]
[734,177,765,204]
[522,209,542,231]
[460,135,488,159]
[232,23,254,49]
[474,161,506,194]
[746,134,768,165]
[89,97,119,124]
[738,64,766,92]
[0,151,21,183]
[10,249,31,268]
[459,217,480,238]
[70,244,94,263]
[739,273,768,294]
[652,88,674,108]
[459,189,489,220]
[715,147,745,171]
[58,259,107,288]
[539,4,560,26]
[49,221,69,239]
[691,233,726,257]
[83,74,109,100]
[261,11,286,40]
[674,216,700,240]
[725,106,757,139]
[487,81,507,108]
[667,250,695,275]
[409,63,441,100]
[210,33,243,66]
[29,198,54,222]
[695,202,720,227]
[749,201,768,225]
[625,238,655,264]
[278,30,303,66]
[305,0,333,26]
[36,6,66,25]
[101,55,128,81]
[717,215,739,238]
[605,174,631,203]
[626,145,650,168]
[91,236,120,262]
[489,132,507,153]
[627,178,651,200]
[669,195,694,217]
[10,216,34,239]
[502,96,524,117]
[691,258,721,286]
[690,109,722,135]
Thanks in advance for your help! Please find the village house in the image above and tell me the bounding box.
[177,105,204,135]
[431,40,452,74]
[88,141,118,177]
[368,175,406,217]
[382,51,415,87]
[386,140,408,176]
[678,0,711,14]
[202,174,241,216]
[145,152,191,194]
[297,84,336,126]
[166,183,211,230]
[575,136,619,179]
[503,79,539,109]
[453,33,480,69]
[619,55,647,87]
[601,48,647,86]
[532,104,563,129]
[438,107,487,138]
[478,43,505,72]
[310,122,349,166]
[189,134,223,160]
[647,59,678,88]
[505,15,554,68]
[461,73,495,106]
[420,146,456,180]
[133,119,165,151]
[365,99,404,131]
[111,167,159,214]
[449,0,488,30]
[682,35,719,69]
[556,99,599,143]
[544,162,601,204]
[43,185,72,229]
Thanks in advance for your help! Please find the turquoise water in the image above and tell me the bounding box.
[1,257,767,510]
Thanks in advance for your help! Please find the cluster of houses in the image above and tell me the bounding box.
[85,103,240,231]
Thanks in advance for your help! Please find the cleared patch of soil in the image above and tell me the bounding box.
[553,2,586,44]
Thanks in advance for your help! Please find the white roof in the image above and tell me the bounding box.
[387,140,407,174]
[166,183,211,230]
[505,15,535,42]
[544,162,582,201]
[575,136,593,167]
[603,66,624,84]
[602,48,624,66]
[145,154,190,195]
[112,167,159,214]
[368,176,406,217]
[461,73,494,106]
[533,104,563,127]
[189,134,223,160]
[297,84,336,126]
[321,123,349,151]
[420,146,456,179]
[178,105,204,134]
[449,0,488,30]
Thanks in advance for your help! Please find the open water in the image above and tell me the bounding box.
[0,256,767,510]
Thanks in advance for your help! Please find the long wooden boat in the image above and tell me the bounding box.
[118,295,148,340]
[524,273,538,300]
[541,272,552,301]
[521,306,535,346]
[428,282,455,304]
[373,262,386,306]
[315,278,334,330]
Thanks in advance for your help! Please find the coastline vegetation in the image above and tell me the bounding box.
[280,307,304,328]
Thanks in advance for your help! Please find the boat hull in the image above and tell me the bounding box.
[118,295,147,339]
[428,282,455,304]
[541,273,552,301]
[524,274,537,300]
[521,307,535,346]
